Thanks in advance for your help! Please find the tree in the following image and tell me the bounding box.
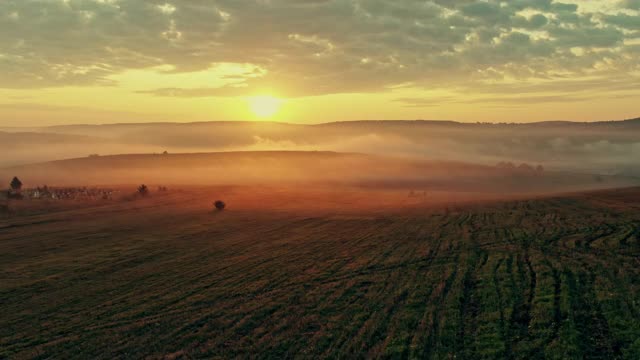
[10,177,22,191]
[137,184,149,196]
[518,163,534,172]
[214,200,226,211]
[497,162,516,170]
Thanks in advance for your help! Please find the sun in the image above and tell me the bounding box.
[248,95,282,119]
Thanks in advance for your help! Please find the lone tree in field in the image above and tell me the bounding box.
[10,177,22,192]
[7,177,24,200]
[214,200,226,211]
[137,184,149,196]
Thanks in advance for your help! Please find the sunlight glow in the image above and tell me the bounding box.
[248,96,282,119]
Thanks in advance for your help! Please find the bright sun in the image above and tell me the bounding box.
[248,96,282,119]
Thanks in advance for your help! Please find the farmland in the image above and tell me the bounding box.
[1,185,639,359]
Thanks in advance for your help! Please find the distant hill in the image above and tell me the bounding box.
[1,151,636,195]
[1,118,639,174]
[4,117,640,138]
[0,131,156,168]
[0,131,107,145]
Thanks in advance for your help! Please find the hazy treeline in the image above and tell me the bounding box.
[2,119,640,175]
[0,152,635,196]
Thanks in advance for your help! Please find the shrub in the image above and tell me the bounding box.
[137,184,149,196]
[214,200,226,211]
[10,177,22,191]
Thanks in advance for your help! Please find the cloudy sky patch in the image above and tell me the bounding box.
[0,0,638,124]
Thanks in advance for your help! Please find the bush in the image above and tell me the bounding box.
[10,176,23,191]
[214,200,226,211]
[137,184,149,196]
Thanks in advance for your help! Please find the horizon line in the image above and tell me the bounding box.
[2,116,640,129]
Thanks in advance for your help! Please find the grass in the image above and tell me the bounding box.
[1,186,639,359]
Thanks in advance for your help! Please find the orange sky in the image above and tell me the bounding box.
[1,0,639,126]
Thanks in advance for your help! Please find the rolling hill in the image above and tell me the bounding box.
[1,118,639,175]
[1,151,636,196]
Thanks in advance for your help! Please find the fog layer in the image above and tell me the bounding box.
[2,120,640,181]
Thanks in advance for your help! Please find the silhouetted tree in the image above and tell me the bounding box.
[497,162,516,170]
[8,177,24,199]
[10,177,22,191]
[518,163,534,172]
[137,184,149,196]
[214,200,226,211]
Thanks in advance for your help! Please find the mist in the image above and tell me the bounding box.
[2,120,640,177]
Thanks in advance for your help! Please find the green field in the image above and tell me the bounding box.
[1,186,639,359]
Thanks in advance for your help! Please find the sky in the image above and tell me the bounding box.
[1,0,639,126]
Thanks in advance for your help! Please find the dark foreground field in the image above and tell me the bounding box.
[1,186,640,359]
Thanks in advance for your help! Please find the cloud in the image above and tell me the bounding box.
[0,102,177,126]
[0,0,639,98]
[394,94,590,108]
[620,0,640,10]
[394,78,640,108]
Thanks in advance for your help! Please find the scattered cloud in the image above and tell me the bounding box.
[0,0,638,98]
